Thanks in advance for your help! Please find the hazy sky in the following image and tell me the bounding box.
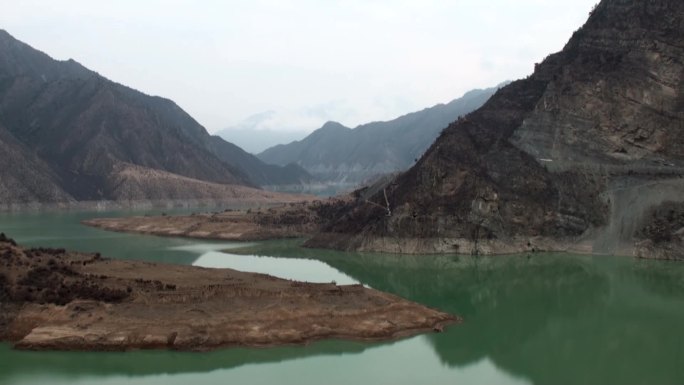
[1,0,597,133]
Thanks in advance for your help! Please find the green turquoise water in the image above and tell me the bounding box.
[1,210,684,385]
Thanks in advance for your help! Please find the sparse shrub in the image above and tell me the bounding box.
[0,233,17,246]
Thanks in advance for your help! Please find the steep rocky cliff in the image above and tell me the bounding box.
[0,30,312,204]
[306,0,684,257]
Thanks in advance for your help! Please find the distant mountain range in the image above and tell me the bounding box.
[0,30,311,205]
[217,127,308,154]
[215,110,308,154]
[257,84,504,191]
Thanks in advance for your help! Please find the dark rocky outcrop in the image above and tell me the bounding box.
[258,85,503,191]
[306,0,684,256]
[0,233,129,306]
[636,201,684,260]
[0,30,312,205]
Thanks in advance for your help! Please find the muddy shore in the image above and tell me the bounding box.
[83,201,339,242]
[0,234,457,351]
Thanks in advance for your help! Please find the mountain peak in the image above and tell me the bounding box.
[0,29,93,80]
[320,121,348,131]
[257,85,500,191]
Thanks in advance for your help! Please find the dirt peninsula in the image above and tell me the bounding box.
[83,200,344,241]
[0,234,457,351]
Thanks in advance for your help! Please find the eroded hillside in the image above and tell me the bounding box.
[306,0,684,257]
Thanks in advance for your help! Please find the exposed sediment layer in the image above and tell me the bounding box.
[83,200,345,242]
[0,234,457,351]
[305,232,593,256]
[84,186,683,258]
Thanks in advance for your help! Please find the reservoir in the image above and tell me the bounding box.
[1,210,683,385]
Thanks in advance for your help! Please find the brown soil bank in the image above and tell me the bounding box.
[83,200,347,241]
[0,234,457,351]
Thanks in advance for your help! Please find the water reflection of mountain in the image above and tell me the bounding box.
[238,241,684,385]
[0,339,379,383]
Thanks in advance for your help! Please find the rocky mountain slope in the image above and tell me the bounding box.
[0,30,311,204]
[258,86,502,189]
[205,137,311,187]
[0,122,73,204]
[306,0,684,257]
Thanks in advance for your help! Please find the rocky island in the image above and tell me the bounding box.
[0,234,457,351]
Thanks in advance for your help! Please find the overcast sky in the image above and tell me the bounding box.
[1,0,597,133]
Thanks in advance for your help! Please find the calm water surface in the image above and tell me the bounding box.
[1,210,683,385]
